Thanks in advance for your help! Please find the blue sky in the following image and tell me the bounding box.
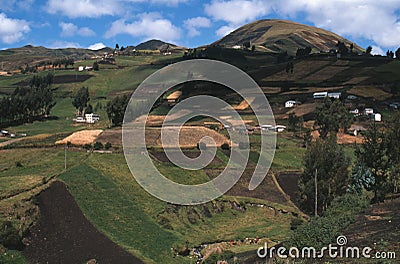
[1,0,400,54]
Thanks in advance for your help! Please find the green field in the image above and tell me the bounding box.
[1,50,399,263]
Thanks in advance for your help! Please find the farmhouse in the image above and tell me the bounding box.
[328,92,341,99]
[166,90,182,106]
[313,92,328,99]
[364,108,374,115]
[285,100,301,108]
[373,113,382,122]
[85,113,100,124]
[0,130,9,137]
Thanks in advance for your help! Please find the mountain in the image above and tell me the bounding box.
[134,39,186,52]
[0,45,107,72]
[213,19,363,55]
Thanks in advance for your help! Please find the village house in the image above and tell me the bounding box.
[166,90,182,106]
[313,91,328,99]
[285,100,301,108]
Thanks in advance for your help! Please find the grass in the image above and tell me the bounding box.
[0,250,27,264]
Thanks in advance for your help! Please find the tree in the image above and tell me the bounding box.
[396,48,400,59]
[336,41,349,55]
[356,122,391,202]
[299,136,351,215]
[288,113,300,133]
[366,46,372,55]
[349,43,354,53]
[85,104,93,114]
[106,95,129,126]
[93,61,99,71]
[385,112,400,193]
[251,45,255,52]
[72,87,90,116]
[314,97,352,139]
[115,43,119,50]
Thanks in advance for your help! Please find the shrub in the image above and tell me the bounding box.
[0,221,23,250]
[289,194,368,249]
[15,161,23,168]
[93,141,103,150]
[104,142,112,150]
[221,143,230,150]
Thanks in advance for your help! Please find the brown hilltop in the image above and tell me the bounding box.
[213,19,363,55]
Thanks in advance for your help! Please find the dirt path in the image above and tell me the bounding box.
[23,181,143,264]
[0,137,25,148]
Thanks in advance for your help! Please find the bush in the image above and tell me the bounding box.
[83,144,92,150]
[221,143,230,150]
[93,141,103,150]
[15,161,23,168]
[104,142,112,150]
[0,221,23,250]
[289,194,368,249]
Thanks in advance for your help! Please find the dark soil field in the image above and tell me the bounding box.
[344,198,400,256]
[22,181,142,264]
[276,171,301,205]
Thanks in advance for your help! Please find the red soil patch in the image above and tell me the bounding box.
[23,181,142,264]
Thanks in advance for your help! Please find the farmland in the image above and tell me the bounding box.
[1,43,400,264]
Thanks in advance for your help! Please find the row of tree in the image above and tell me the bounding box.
[0,73,55,126]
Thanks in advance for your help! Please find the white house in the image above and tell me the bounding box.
[313,92,328,99]
[373,113,382,122]
[73,117,86,123]
[78,66,84,72]
[85,113,100,124]
[285,100,301,108]
[349,109,359,115]
[364,108,374,115]
[328,92,341,99]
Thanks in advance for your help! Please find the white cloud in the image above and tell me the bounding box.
[204,0,272,38]
[273,0,400,48]
[60,22,95,37]
[216,25,236,37]
[48,40,81,49]
[88,42,107,50]
[0,13,30,44]
[371,45,384,56]
[184,17,211,37]
[46,0,121,18]
[205,0,271,25]
[0,0,34,11]
[105,13,181,42]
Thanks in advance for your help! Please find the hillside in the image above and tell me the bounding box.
[0,45,105,72]
[134,39,186,52]
[213,19,364,55]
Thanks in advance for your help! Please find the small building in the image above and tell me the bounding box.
[85,66,93,71]
[364,108,374,115]
[313,92,328,99]
[373,113,382,122]
[349,109,359,115]
[85,113,100,124]
[73,116,86,123]
[328,92,341,99]
[78,66,84,72]
[274,125,287,132]
[285,100,301,108]
[0,130,9,137]
[166,90,182,106]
